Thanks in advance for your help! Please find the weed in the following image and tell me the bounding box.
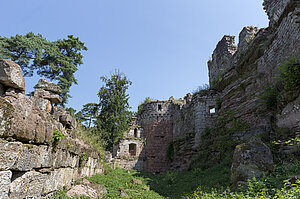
[51,130,65,145]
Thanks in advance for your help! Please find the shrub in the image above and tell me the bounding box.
[193,84,210,96]
[278,53,300,90]
[259,85,281,110]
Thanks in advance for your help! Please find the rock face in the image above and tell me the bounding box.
[0,60,25,91]
[0,60,103,198]
[230,138,274,189]
[34,78,62,94]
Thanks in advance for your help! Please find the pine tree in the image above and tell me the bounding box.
[96,70,132,151]
[0,33,87,105]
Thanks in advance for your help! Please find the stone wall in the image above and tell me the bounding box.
[138,101,173,173]
[0,60,103,198]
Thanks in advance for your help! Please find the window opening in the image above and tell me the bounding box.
[209,107,216,114]
[129,143,137,156]
[134,128,138,137]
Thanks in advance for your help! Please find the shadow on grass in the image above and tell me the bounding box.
[133,165,231,199]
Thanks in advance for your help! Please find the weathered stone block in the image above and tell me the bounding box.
[0,97,14,138]
[276,95,300,130]
[230,138,273,189]
[0,170,12,199]
[0,60,25,91]
[0,140,22,170]
[9,171,48,199]
[44,168,74,194]
[12,144,40,171]
[34,79,62,94]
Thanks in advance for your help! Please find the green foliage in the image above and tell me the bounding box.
[137,97,154,115]
[278,53,300,90]
[74,124,105,158]
[193,84,210,95]
[191,109,249,169]
[77,103,99,128]
[95,70,132,151]
[51,130,64,145]
[49,190,90,199]
[87,167,164,199]
[166,142,174,161]
[0,33,88,105]
[137,163,231,199]
[79,152,88,167]
[259,84,281,110]
[187,162,300,199]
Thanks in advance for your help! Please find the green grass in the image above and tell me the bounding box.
[50,161,300,199]
[87,165,165,199]
[136,164,231,199]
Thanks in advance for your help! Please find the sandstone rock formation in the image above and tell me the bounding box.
[0,60,25,92]
[0,60,103,198]
[230,138,274,189]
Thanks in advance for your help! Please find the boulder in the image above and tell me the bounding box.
[0,60,25,91]
[34,79,62,94]
[34,89,62,104]
[67,181,107,199]
[0,171,12,199]
[230,137,273,189]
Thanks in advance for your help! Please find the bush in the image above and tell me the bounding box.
[259,85,281,110]
[279,53,300,90]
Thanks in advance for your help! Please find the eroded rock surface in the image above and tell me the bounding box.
[0,60,25,91]
[230,138,273,189]
[0,60,103,198]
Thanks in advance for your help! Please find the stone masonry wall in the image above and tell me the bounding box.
[0,60,103,198]
[138,101,173,173]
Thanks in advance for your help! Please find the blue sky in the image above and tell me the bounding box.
[0,0,268,112]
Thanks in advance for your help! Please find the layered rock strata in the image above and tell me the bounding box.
[0,60,103,198]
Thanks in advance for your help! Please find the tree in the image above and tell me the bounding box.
[0,32,88,105]
[80,103,99,128]
[96,70,132,151]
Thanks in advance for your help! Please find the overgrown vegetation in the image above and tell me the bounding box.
[259,53,300,110]
[259,84,281,110]
[192,84,210,96]
[278,53,300,90]
[51,130,65,146]
[190,109,249,169]
[74,124,105,158]
[79,152,88,167]
[51,161,300,198]
[87,166,165,199]
[137,97,154,115]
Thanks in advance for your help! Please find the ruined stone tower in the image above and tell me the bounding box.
[138,101,173,173]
